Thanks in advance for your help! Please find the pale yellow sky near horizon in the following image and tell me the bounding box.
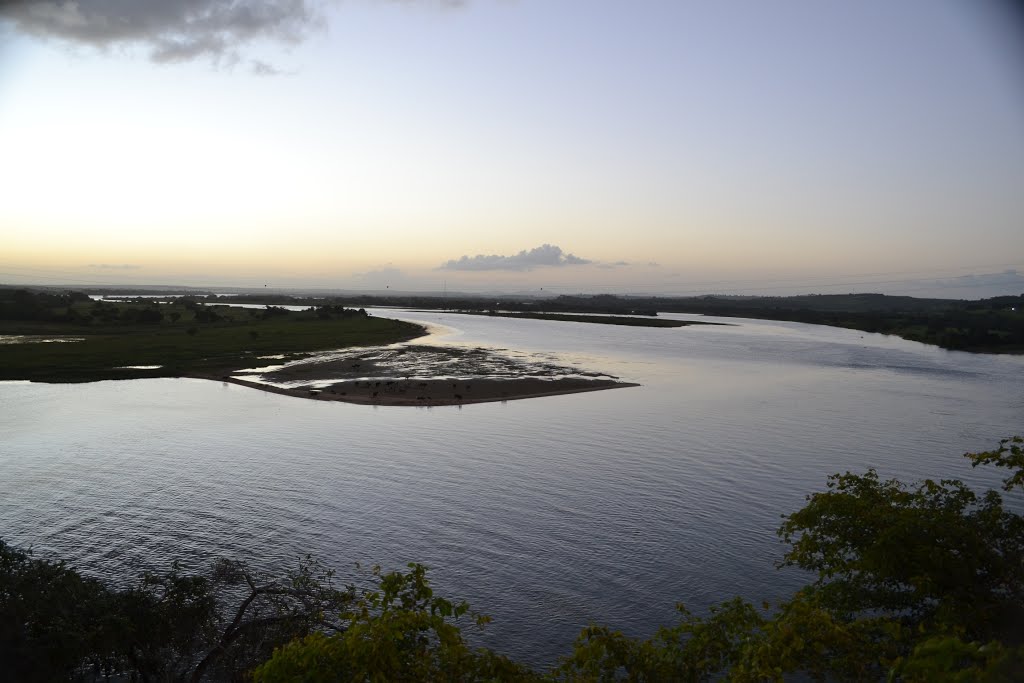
[1,1,1022,296]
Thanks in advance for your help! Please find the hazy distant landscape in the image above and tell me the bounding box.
[2,0,1023,680]
[22,285,1023,352]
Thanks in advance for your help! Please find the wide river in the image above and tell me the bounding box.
[2,309,1023,666]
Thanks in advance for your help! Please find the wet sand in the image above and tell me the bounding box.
[215,375,637,406]
[195,344,638,406]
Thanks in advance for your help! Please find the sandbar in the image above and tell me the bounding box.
[191,343,638,406]
[214,375,637,406]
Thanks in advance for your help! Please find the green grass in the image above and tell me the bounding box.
[0,302,425,383]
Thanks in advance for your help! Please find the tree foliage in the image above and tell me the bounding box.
[253,562,538,682]
[0,545,354,681]
[778,470,1024,641]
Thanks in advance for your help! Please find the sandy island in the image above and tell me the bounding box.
[215,375,637,406]
[192,344,638,407]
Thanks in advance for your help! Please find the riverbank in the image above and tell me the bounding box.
[2,292,640,404]
[176,291,1024,354]
[0,292,427,382]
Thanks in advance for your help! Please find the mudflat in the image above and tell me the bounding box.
[219,374,637,406]
[215,344,638,406]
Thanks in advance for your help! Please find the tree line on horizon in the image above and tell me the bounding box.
[188,290,1024,353]
[4,285,1022,352]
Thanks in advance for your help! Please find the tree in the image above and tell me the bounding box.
[0,539,115,681]
[778,437,1024,645]
[0,544,355,681]
[253,563,538,682]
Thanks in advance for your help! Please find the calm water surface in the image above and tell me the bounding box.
[2,310,1023,666]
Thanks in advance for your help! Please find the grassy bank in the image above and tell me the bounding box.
[0,291,425,383]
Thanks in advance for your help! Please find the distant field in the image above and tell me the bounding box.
[0,293,425,383]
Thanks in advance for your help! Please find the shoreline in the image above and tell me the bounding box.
[200,374,639,407]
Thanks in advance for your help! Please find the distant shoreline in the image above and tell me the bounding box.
[440,311,725,328]
[151,291,1022,355]
[202,374,639,407]
[1,291,640,403]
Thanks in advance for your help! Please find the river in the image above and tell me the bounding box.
[2,309,1022,666]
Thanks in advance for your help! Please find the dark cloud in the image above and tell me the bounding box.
[0,0,328,68]
[440,244,592,272]
[88,263,141,270]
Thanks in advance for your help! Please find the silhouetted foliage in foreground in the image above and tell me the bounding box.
[0,549,354,682]
[3,437,1024,680]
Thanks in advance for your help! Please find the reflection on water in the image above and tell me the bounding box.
[2,310,1023,666]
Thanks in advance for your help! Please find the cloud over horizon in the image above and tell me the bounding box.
[440,244,592,272]
[0,0,328,68]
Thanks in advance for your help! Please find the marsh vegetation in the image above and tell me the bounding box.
[0,289,424,383]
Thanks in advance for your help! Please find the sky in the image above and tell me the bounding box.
[1,0,1022,297]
